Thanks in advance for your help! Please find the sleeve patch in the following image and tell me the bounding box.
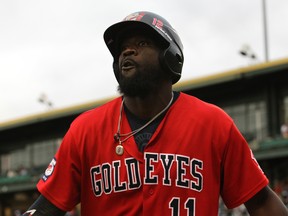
[42,158,57,182]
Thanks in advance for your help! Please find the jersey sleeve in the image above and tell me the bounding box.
[220,123,269,209]
[37,129,81,211]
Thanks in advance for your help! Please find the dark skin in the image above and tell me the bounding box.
[118,33,173,119]
[245,186,288,215]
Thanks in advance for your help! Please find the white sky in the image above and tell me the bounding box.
[0,0,288,122]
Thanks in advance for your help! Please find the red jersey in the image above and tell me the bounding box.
[37,92,268,215]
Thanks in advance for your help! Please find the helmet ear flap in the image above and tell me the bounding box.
[159,45,184,84]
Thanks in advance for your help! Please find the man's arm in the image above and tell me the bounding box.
[22,194,66,216]
[245,186,288,216]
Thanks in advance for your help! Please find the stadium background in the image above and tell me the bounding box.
[0,57,288,215]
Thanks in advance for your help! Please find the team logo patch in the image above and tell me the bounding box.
[42,158,56,182]
[124,12,145,21]
[250,149,264,173]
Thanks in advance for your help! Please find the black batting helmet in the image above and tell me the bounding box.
[103,11,184,84]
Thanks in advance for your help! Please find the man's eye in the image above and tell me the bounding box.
[138,41,149,47]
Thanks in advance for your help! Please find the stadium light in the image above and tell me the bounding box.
[239,44,258,63]
[38,93,53,109]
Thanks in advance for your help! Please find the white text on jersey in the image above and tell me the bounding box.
[90,152,203,197]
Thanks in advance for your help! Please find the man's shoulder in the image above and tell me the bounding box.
[177,92,232,120]
[178,92,221,110]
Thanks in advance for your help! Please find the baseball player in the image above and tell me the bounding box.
[23,11,288,215]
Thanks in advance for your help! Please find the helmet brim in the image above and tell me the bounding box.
[104,21,168,59]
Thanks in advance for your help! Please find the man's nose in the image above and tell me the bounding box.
[122,46,137,57]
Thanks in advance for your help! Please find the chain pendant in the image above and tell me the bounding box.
[115,141,124,156]
[114,92,173,156]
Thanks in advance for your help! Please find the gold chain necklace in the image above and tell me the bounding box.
[114,92,174,155]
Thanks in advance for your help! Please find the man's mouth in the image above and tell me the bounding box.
[121,59,135,71]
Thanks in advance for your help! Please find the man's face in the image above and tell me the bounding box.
[117,30,168,98]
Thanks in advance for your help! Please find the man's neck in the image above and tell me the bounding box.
[123,87,173,120]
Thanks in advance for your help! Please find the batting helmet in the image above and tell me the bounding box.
[104,11,184,84]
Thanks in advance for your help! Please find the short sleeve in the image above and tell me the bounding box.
[220,123,269,209]
[37,129,81,211]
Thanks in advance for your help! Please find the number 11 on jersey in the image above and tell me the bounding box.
[169,197,195,216]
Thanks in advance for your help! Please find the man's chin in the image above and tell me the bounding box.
[117,84,150,98]
[121,68,136,78]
